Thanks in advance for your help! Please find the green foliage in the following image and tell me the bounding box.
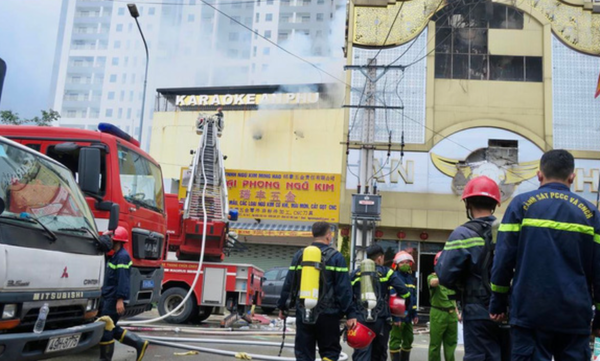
[0,109,60,126]
[341,235,350,267]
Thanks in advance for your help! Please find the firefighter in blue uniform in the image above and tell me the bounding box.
[389,251,418,361]
[490,149,600,360]
[277,222,357,361]
[435,176,510,361]
[350,244,412,361]
[98,226,149,361]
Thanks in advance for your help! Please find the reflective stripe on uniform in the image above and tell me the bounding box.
[380,269,394,282]
[499,223,521,232]
[290,265,348,272]
[108,261,132,270]
[520,218,600,244]
[491,283,510,293]
[444,237,485,250]
[401,292,411,298]
[406,284,416,288]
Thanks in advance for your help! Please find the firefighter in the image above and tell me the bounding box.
[435,176,510,361]
[98,227,149,361]
[350,244,412,361]
[428,251,458,361]
[277,222,357,361]
[389,251,418,361]
[490,149,600,360]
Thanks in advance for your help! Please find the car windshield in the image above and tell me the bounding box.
[0,139,97,234]
[117,145,164,213]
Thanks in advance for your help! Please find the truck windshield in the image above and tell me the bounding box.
[0,140,97,234]
[117,145,164,213]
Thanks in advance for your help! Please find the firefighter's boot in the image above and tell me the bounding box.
[121,331,149,361]
[390,351,401,361]
[99,341,114,361]
[400,350,411,361]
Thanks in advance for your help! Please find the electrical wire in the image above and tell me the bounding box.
[107,0,284,7]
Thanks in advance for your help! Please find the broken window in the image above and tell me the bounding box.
[434,3,539,82]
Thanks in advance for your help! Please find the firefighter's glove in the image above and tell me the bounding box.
[235,352,252,359]
[96,316,115,331]
[97,234,113,253]
[489,293,508,316]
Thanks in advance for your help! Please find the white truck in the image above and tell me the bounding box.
[0,136,113,360]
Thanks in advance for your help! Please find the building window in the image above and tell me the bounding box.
[118,108,123,119]
[316,13,324,21]
[253,46,257,57]
[300,13,310,23]
[127,108,132,119]
[229,32,239,41]
[263,47,270,55]
[148,7,155,15]
[278,31,289,41]
[116,24,123,32]
[255,13,259,22]
[303,0,311,4]
[120,91,125,101]
[280,14,291,23]
[282,0,290,4]
[266,13,273,22]
[433,3,540,82]
[112,57,119,66]
[105,109,113,117]
[108,91,115,100]
[109,74,117,82]
[114,41,121,49]
[233,2,242,8]
[118,8,125,15]
[317,0,324,4]
[265,30,272,39]
[188,14,195,22]
[316,30,322,37]
[267,0,274,4]
[228,49,239,58]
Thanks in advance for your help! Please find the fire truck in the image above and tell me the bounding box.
[158,110,263,325]
[0,124,166,317]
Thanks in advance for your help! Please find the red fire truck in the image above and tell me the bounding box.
[0,124,166,317]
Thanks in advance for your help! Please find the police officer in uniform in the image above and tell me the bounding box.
[428,251,458,361]
[389,251,419,361]
[277,222,357,361]
[490,150,600,360]
[435,176,510,361]
[350,244,411,361]
[98,227,149,361]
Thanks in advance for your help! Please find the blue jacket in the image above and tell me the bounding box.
[436,216,496,321]
[490,182,600,334]
[393,270,417,322]
[350,265,411,322]
[102,247,131,301]
[277,242,357,319]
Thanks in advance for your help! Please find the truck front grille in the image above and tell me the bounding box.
[21,305,85,329]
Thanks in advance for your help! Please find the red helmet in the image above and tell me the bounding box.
[392,251,414,270]
[109,226,129,243]
[434,251,442,266]
[461,176,501,205]
[346,322,376,349]
[389,293,407,317]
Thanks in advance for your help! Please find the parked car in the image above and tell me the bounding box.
[261,266,288,313]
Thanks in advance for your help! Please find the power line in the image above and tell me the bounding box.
[107,0,280,6]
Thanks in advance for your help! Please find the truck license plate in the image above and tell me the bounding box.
[142,280,155,290]
[45,333,81,353]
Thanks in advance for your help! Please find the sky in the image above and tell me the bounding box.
[0,0,62,119]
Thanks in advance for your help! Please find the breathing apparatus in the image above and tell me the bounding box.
[299,245,322,323]
[359,258,377,321]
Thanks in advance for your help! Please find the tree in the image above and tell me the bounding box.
[0,109,60,126]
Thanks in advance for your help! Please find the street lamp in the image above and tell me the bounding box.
[127,3,148,145]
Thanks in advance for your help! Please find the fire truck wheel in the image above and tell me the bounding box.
[192,306,214,323]
[158,287,198,324]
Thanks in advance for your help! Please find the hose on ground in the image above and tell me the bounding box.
[142,335,349,361]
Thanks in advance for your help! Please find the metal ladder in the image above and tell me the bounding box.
[185,119,227,221]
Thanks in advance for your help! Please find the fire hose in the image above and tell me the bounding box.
[139,335,350,361]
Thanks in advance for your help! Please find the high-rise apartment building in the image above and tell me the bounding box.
[49,0,346,148]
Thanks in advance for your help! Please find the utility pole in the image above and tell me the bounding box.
[344,59,405,271]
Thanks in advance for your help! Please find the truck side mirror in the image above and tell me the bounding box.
[78,147,101,195]
[108,203,120,231]
[0,198,4,215]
